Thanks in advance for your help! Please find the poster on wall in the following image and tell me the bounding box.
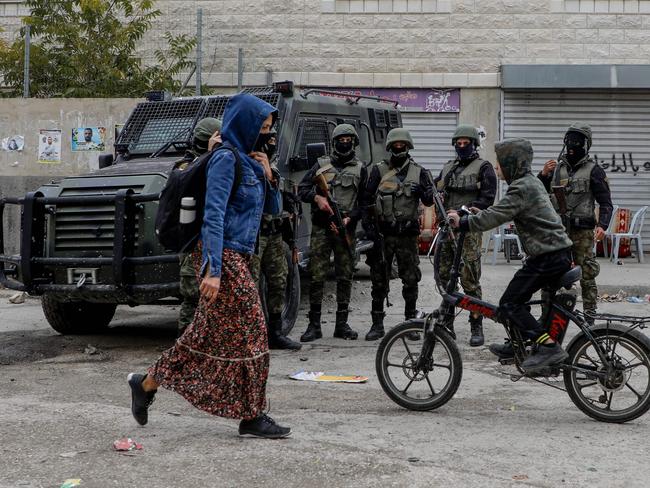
[2,135,24,151]
[38,129,62,163]
[71,126,106,151]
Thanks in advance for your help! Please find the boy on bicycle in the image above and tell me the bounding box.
[448,138,574,372]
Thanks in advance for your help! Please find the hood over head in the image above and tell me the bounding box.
[221,93,278,154]
[494,138,534,184]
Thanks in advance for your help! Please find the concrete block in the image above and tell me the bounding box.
[594,0,609,12]
[3,3,18,16]
[624,0,640,13]
[609,0,624,13]
[467,73,499,87]
[443,72,468,87]
[561,43,585,57]
[335,0,350,12]
[549,0,565,12]
[579,0,595,13]
[378,0,393,12]
[617,15,643,27]
[437,0,451,12]
[272,72,304,84]
[343,72,374,86]
[205,72,235,86]
[565,0,580,12]
[587,14,619,28]
[610,43,642,57]
[350,0,365,12]
[422,73,444,86]
[641,0,650,13]
[321,0,336,13]
[393,0,408,12]
[373,73,401,87]
[243,72,268,86]
[401,73,423,87]
[364,0,379,12]
[421,0,437,13]
[408,0,422,12]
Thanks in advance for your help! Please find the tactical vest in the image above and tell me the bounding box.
[375,159,422,224]
[438,157,486,211]
[551,158,597,227]
[317,156,362,213]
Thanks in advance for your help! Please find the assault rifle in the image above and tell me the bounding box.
[364,204,392,308]
[313,170,355,258]
[551,144,570,232]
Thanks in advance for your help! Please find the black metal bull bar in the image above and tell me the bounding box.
[0,190,181,296]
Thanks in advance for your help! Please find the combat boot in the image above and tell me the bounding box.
[300,311,322,343]
[365,311,385,341]
[469,315,484,347]
[268,313,302,350]
[334,310,358,340]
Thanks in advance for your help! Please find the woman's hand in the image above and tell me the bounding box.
[200,272,221,305]
[249,151,273,181]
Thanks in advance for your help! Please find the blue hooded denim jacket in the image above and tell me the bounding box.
[200,93,281,278]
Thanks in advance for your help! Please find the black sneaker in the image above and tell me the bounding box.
[127,373,156,426]
[239,414,291,439]
[489,341,515,360]
[521,343,569,372]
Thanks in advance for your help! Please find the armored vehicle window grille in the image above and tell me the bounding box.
[202,94,281,120]
[53,185,144,253]
[388,111,401,128]
[374,109,387,128]
[241,87,276,95]
[294,118,331,158]
[116,98,206,155]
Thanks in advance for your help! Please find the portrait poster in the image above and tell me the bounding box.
[71,126,106,151]
[38,129,62,163]
[1,135,24,151]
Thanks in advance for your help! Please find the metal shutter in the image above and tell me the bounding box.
[503,90,650,253]
[400,112,459,178]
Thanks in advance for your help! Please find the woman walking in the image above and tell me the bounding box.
[127,93,290,438]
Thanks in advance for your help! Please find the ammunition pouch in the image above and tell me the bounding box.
[379,219,420,236]
[260,218,284,236]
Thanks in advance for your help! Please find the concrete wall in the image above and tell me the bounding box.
[0,98,141,254]
[457,88,500,164]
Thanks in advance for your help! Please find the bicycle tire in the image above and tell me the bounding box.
[564,328,650,423]
[376,321,462,411]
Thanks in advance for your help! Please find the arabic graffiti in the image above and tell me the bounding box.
[593,153,650,176]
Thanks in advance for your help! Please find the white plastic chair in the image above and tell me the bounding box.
[483,224,524,265]
[609,206,647,263]
[593,204,619,258]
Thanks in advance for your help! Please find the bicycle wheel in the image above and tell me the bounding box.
[564,328,650,423]
[376,321,462,411]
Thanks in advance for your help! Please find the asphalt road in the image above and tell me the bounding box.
[1,263,649,488]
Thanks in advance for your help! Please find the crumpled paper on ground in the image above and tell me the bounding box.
[289,371,368,383]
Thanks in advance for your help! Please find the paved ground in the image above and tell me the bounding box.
[1,255,649,488]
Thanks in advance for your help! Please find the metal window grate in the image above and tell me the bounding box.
[200,93,282,123]
[116,98,206,155]
[294,118,331,158]
[388,111,401,128]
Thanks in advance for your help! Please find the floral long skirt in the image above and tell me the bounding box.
[149,246,269,420]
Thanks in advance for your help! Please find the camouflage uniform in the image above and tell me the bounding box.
[364,127,434,340]
[176,117,222,336]
[537,123,613,317]
[250,231,287,314]
[298,124,368,342]
[434,125,497,346]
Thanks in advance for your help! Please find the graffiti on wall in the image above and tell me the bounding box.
[593,154,650,176]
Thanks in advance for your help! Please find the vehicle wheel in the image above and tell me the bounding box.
[376,321,462,411]
[41,294,117,335]
[564,329,650,423]
[259,243,300,336]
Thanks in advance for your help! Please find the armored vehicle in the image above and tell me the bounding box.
[0,83,403,334]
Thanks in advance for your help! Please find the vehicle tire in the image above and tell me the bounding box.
[259,243,300,336]
[376,321,462,411]
[41,294,117,335]
[564,328,650,423]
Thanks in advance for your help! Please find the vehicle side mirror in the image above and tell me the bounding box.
[98,153,114,169]
[306,142,326,167]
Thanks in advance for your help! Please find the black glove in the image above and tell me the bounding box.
[410,182,423,198]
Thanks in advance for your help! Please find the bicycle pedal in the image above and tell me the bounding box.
[498,358,515,366]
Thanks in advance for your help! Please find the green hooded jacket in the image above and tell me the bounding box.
[465,138,573,258]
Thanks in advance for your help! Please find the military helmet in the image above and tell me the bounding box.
[564,122,592,149]
[452,124,480,146]
[332,123,359,146]
[385,128,414,151]
[193,117,222,142]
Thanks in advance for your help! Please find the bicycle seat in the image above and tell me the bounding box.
[557,266,582,290]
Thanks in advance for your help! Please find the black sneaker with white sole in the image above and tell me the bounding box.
[127,373,156,426]
[239,414,291,439]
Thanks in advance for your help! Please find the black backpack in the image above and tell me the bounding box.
[155,144,242,253]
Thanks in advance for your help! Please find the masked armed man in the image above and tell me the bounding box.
[363,128,435,340]
[250,132,302,350]
[298,124,368,342]
[434,125,497,347]
[177,117,222,336]
[537,122,613,322]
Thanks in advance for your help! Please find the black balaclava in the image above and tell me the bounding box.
[565,132,587,166]
[389,144,409,167]
[254,131,274,153]
[333,137,355,162]
[455,142,476,161]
